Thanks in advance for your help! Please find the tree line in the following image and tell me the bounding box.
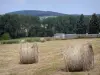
[0,13,100,39]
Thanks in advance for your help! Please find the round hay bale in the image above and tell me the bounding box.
[63,43,94,72]
[20,39,25,43]
[40,38,46,42]
[20,42,38,64]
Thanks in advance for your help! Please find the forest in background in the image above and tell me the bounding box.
[0,13,100,39]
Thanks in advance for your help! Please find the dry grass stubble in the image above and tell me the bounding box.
[0,38,100,75]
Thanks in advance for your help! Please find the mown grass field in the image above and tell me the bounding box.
[0,38,100,75]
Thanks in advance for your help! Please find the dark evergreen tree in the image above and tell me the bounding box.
[76,14,86,34]
[88,13,99,34]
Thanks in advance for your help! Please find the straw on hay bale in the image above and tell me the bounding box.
[40,38,46,42]
[63,43,94,72]
[20,42,38,64]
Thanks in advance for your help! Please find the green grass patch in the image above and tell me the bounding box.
[0,37,55,44]
[0,37,41,44]
[25,37,40,42]
[0,40,20,44]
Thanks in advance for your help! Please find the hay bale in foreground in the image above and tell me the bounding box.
[20,42,38,64]
[63,43,94,72]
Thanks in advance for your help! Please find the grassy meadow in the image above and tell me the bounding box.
[0,38,100,75]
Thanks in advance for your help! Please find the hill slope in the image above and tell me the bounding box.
[7,10,65,16]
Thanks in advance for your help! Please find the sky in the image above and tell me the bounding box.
[0,0,99,15]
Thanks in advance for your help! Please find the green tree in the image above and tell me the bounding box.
[98,16,100,33]
[68,16,78,33]
[1,14,41,38]
[42,17,56,36]
[88,13,99,34]
[0,15,5,36]
[0,32,11,40]
[76,14,86,34]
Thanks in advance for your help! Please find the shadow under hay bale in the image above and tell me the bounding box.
[62,43,94,72]
[19,42,38,64]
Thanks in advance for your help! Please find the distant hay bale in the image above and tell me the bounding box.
[40,38,46,42]
[63,43,94,72]
[20,42,38,64]
[20,39,25,43]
